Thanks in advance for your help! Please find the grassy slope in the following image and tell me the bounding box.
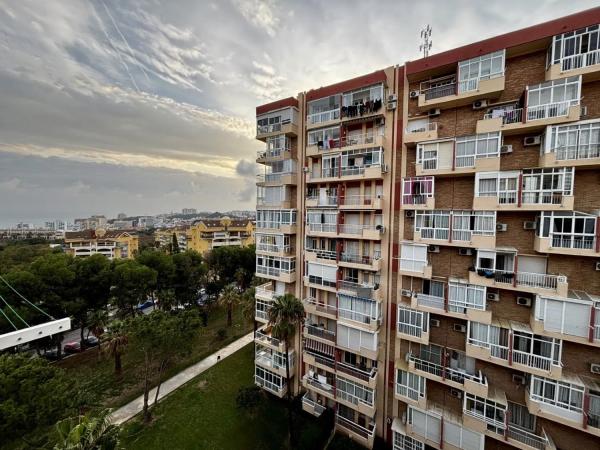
[120,344,331,450]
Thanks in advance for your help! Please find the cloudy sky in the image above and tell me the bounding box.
[0,0,597,225]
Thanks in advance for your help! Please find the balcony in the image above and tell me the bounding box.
[306,108,340,130]
[305,222,337,238]
[303,350,336,372]
[255,326,286,353]
[534,211,599,257]
[255,366,287,398]
[301,393,326,418]
[255,282,275,323]
[302,297,337,320]
[336,378,376,418]
[256,209,297,234]
[400,177,435,210]
[303,324,336,344]
[394,360,427,409]
[254,347,295,378]
[305,194,338,208]
[469,267,568,297]
[412,286,492,324]
[418,73,505,110]
[335,414,376,449]
[306,149,386,183]
[341,84,385,124]
[337,293,381,332]
[337,279,382,302]
[546,27,600,82]
[302,373,335,400]
[404,122,438,145]
[256,171,296,186]
[255,241,294,257]
[413,210,496,249]
[338,223,384,241]
[396,305,430,345]
[256,136,292,163]
[256,108,298,140]
[336,361,378,389]
[416,138,501,177]
[338,133,384,152]
[255,264,295,283]
[304,247,337,265]
[540,120,600,168]
[338,251,381,271]
[398,242,432,279]
[339,194,383,210]
[531,291,600,347]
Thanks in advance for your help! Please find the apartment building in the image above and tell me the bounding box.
[64,229,138,259]
[154,227,190,251]
[254,8,600,450]
[188,217,255,253]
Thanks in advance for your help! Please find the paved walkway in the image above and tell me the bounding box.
[110,331,254,425]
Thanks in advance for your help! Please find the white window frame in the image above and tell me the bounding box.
[397,305,429,338]
[526,76,581,121]
[545,119,600,161]
[396,368,426,401]
[455,132,501,168]
[458,50,505,93]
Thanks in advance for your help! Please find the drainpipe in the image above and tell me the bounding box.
[589,306,596,343]
[518,173,523,208]
[508,331,513,366]
[449,212,453,244]
[513,255,518,288]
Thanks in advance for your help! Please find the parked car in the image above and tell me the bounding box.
[63,341,82,354]
[42,349,60,361]
[136,300,154,310]
[84,336,99,347]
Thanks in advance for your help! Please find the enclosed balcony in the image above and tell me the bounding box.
[306,125,341,157]
[395,363,427,408]
[415,134,501,176]
[341,83,385,123]
[534,211,599,257]
[397,304,430,345]
[339,193,383,211]
[338,249,382,272]
[304,260,337,292]
[398,242,432,279]
[466,320,563,379]
[401,177,435,210]
[473,168,575,211]
[413,210,496,249]
[546,26,600,81]
[404,120,438,145]
[417,50,506,110]
[336,375,376,417]
[256,185,293,209]
[256,107,298,140]
[526,373,600,438]
[305,186,338,208]
[254,345,295,378]
[255,326,286,353]
[476,76,581,135]
[306,210,338,238]
[255,365,287,398]
[532,290,600,346]
[255,232,294,256]
[256,135,292,163]
[303,323,336,344]
[541,119,600,168]
[255,282,275,323]
[255,255,295,283]
[307,95,341,129]
[336,322,378,360]
[337,293,381,331]
[468,249,568,297]
[256,159,297,186]
[306,148,386,183]
[256,209,297,234]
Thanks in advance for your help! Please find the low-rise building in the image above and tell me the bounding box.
[188,217,255,253]
[64,229,138,259]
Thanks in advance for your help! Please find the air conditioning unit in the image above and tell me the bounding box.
[401,289,413,297]
[500,144,513,154]
[582,105,588,117]
[473,99,488,110]
[388,94,398,103]
[405,210,415,218]
[458,248,473,256]
[591,363,600,375]
[517,296,532,307]
[450,388,462,399]
[497,223,508,232]
[453,323,467,333]
[428,108,441,117]
[523,221,536,230]
[430,318,441,328]
[381,164,389,173]
[512,374,526,385]
[595,261,600,271]
[387,101,397,111]
[427,245,440,253]
[487,292,500,302]
[409,90,419,99]
[524,136,541,146]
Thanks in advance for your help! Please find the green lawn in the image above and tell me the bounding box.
[120,343,333,450]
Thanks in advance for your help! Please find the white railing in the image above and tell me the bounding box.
[302,393,326,416]
[483,108,523,125]
[336,414,375,440]
[257,123,282,134]
[307,108,340,125]
[555,144,600,161]
[400,258,428,273]
[256,265,294,277]
[338,279,377,294]
[305,324,336,342]
[303,297,337,315]
[337,361,377,382]
[397,320,425,338]
[307,223,337,233]
[416,294,445,310]
[507,426,549,450]
[448,296,486,313]
[402,177,434,205]
[409,354,485,386]
[406,122,438,134]
[423,79,457,100]
[256,147,290,160]
[255,309,268,321]
[338,223,381,235]
[522,191,569,205]
[340,133,378,148]
[559,49,600,72]
[306,247,337,260]
[475,267,564,291]
[255,329,281,347]
[550,234,596,250]
[306,195,338,206]
[255,374,285,394]
[419,227,449,241]
[341,194,382,207]
[468,337,509,360]
[458,78,480,93]
[396,382,423,401]
[512,350,560,372]
[339,252,380,265]
[256,243,292,253]
[527,100,578,121]
[304,374,335,394]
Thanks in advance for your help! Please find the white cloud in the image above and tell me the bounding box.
[232,0,280,37]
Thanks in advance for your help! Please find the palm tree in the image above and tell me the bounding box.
[102,322,128,375]
[267,293,304,447]
[240,286,257,353]
[218,284,240,327]
[53,409,119,450]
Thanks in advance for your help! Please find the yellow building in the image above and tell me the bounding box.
[154,227,190,251]
[64,229,139,259]
[188,217,254,253]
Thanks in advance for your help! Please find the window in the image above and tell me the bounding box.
[396,369,426,401]
[256,209,297,229]
[337,323,377,352]
[522,168,574,205]
[393,432,424,450]
[306,209,337,233]
[548,25,600,71]
[399,243,428,273]
[458,50,505,93]
[307,95,340,124]
[336,375,375,406]
[338,294,380,324]
[417,140,454,170]
[306,261,337,288]
[530,375,584,413]
[468,322,509,360]
[464,393,506,433]
[527,76,581,121]
[475,171,519,204]
[535,296,592,338]
[536,211,596,250]
[415,210,450,240]
[546,119,600,160]
[308,126,340,148]
[397,305,429,338]
[448,281,486,312]
[455,133,501,168]
[342,84,383,107]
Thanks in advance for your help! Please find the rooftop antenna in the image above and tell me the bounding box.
[420,25,433,58]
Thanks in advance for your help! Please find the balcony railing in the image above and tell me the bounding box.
[336,415,375,440]
[474,267,566,291]
[256,242,293,253]
[255,309,268,321]
[306,248,337,261]
[507,426,552,450]
[256,265,294,277]
[305,324,336,342]
[555,144,600,161]
[409,353,485,385]
[406,122,438,134]
[305,350,336,369]
[307,108,340,125]
[339,133,377,148]
[304,374,335,394]
[421,75,457,100]
[468,337,509,360]
[257,123,282,134]
[255,374,285,394]
[336,361,377,383]
[338,224,381,235]
[303,297,337,316]
[559,49,600,71]
[256,329,281,347]
[307,223,337,233]
[512,350,560,372]
[550,234,596,250]
[341,194,382,207]
[306,195,338,206]
[419,227,450,241]
[398,320,425,338]
[339,252,380,265]
[402,177,434,205]
[527,100,577,121]
[521,192,570,205]
[416,293,444,310]
[338,279,378,296]
[483,108,523,124]
[302,393,326,416]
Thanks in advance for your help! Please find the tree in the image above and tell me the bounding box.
[0,354,84,441]
[236,385,263,417]
[267,293,304,447]
[111,260,157,316]
[172,250,206,307]
[218,284,240,327]
[124,310,200,423]
[171,233,180,254]
[102,321,128,375]
[135,250,175,310]
[53,409,119,450]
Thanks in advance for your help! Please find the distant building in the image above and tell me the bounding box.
[117,213,127,220]
[73,215,107,230]
[188,217,254,253]
[137,216,155,229]
[64,229,138,259]
[154,227,189,251]
[111,220,134,230]
[182,208,198,215]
